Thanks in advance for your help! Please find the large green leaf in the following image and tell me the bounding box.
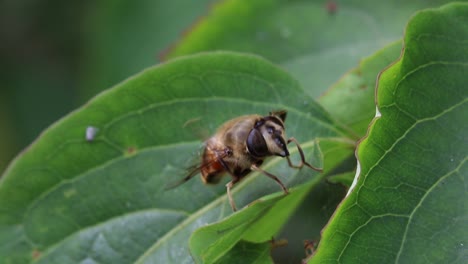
[165,0,454,97]
[0,52,349,263]
[312,3,468,263]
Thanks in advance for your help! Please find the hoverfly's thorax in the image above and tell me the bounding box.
[219,115,259,147]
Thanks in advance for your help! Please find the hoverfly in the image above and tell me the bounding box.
[170,110,322,211]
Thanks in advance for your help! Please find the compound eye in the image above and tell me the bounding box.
[247,128,269,158]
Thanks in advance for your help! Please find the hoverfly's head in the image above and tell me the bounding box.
[247,110,289,158]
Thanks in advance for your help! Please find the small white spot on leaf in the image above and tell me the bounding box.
[86,126,99,142]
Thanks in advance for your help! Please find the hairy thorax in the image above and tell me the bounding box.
[201,115,263,183]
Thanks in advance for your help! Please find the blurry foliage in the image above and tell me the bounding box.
[0,0,215,173]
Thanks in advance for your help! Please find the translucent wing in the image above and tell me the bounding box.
[164,147,229,189]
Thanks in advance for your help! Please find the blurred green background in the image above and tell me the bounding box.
[0,0,215,173]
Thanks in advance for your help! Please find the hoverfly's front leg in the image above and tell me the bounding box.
[286,137,322,172]
[251,164,289,194]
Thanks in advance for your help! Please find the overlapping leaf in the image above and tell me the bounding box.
[312,3,468,263]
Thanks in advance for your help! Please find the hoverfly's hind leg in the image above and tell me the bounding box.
[226,177,240,211]
[251,164,289,194]
[213,147,241,212]
[286,137,322,172]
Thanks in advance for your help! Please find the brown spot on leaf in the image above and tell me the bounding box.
[355,68,363,76]
[126,147,137,155]
[325,1,338,15]
[32,249,41,260]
